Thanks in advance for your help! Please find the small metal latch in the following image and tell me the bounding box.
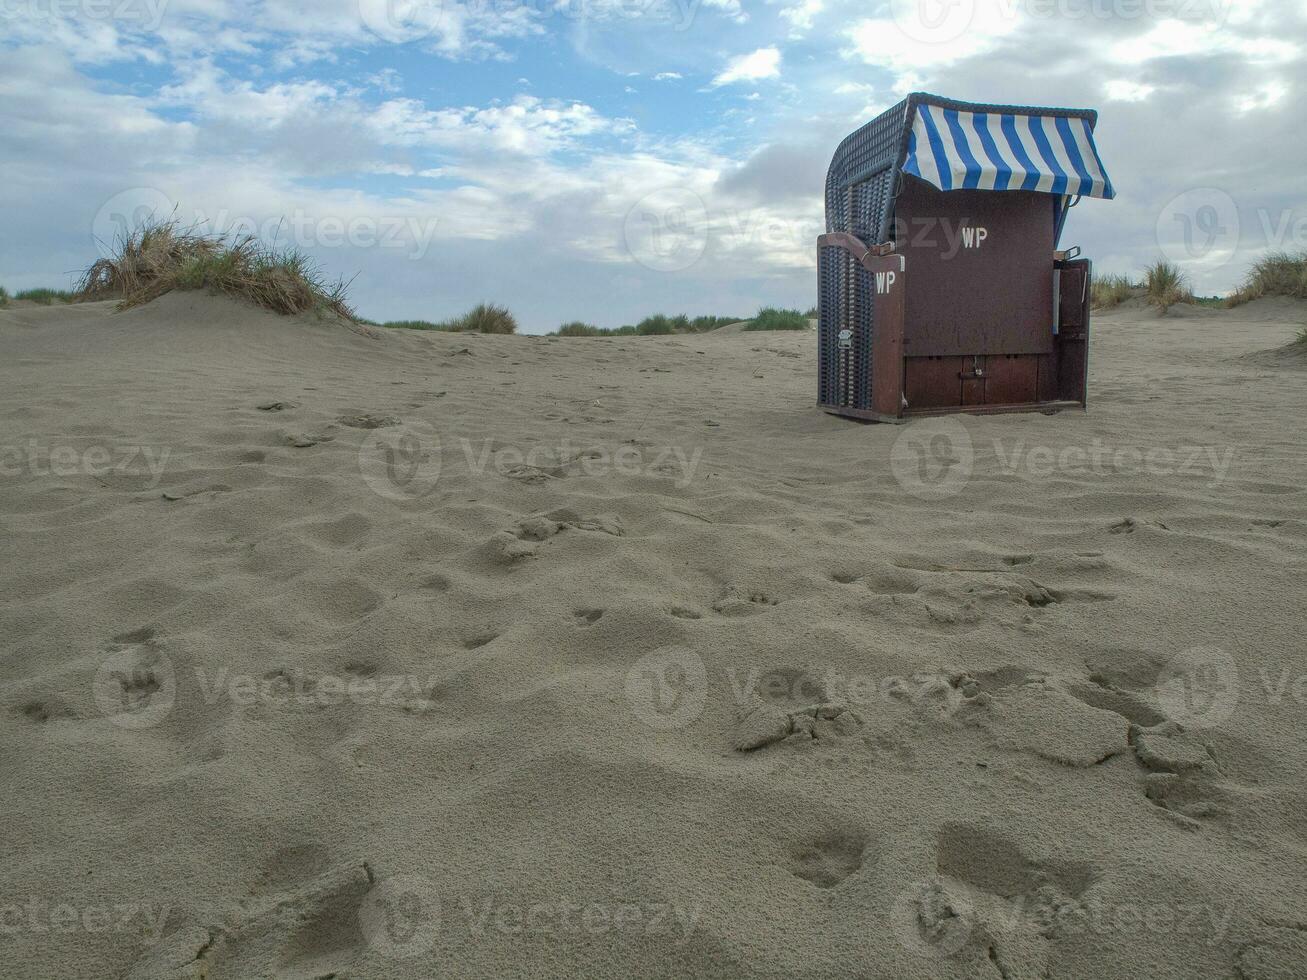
[959,354,985,380]
[837,329,853,350]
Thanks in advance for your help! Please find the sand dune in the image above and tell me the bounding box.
[2,293,1306,978]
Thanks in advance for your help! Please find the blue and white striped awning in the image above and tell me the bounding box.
[903,102,1114,199]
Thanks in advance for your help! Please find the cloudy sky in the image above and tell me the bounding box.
[1,0,1303,331]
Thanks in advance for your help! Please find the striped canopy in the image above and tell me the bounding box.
[903,101,1114,200]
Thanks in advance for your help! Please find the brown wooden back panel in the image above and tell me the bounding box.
[894,176,1056,357]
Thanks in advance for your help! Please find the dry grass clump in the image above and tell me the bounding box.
[1090,273,1137,310]
[456,303,518,334]
[77,218,355,320]
[743,307,808,331]
[379,304,518,334]
[556,321,604,336]
[1144,261,1194,313]
[16,288,77,305]
[1226,251,1307,306]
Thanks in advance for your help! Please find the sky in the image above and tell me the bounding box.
[1,0,1304,332]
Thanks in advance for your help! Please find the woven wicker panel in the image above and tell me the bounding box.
[825,100,907,236]
[821,101,908,410]
[817,246,842,405]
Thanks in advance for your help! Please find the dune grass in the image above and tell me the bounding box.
[554,322,639,336]
[14,288,77,305]
[378,304,518,334]
[1090,274,1137,310]
[635,314,682,335]
[456,303,517,334]
[77,217,356,320]
[688,315,739,332]
[556,321,605,337]
[0,287,8,308]
[1143,261,1194,313]
[743,307,808,331]
[548,313,741,337]
[634,313,749,335]
[1226,251,1307,306]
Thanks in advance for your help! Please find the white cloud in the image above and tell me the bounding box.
[779,0,824,32]
[653,72,683,81]
[1236,81,1288,111]
[1104,80,1155,102]
[711,47,781,87]
[1108,20,1297,65]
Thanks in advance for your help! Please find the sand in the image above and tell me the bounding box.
[1,292,1306,978]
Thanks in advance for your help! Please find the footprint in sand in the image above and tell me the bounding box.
[573,608,604,625]
[1109,517,1170,534]
[900,822,1098,969]
[969,676,1129,768]
[788,830,867,887]
[336,413,400,429]
[14,698,76,724]
[463,630,499,650]
[124,862,377,979]
[1131,722,1229,825]
[509,510,625,553]
[712,586,779,617]
[1060,660,1235,825]
[732,669,864,751]
[419,572,451,593]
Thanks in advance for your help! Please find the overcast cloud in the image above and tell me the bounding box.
[1,0,1303,330]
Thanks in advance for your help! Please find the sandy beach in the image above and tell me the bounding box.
[1,292,1305,977]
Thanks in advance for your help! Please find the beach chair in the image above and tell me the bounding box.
[817,93,1115,421]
